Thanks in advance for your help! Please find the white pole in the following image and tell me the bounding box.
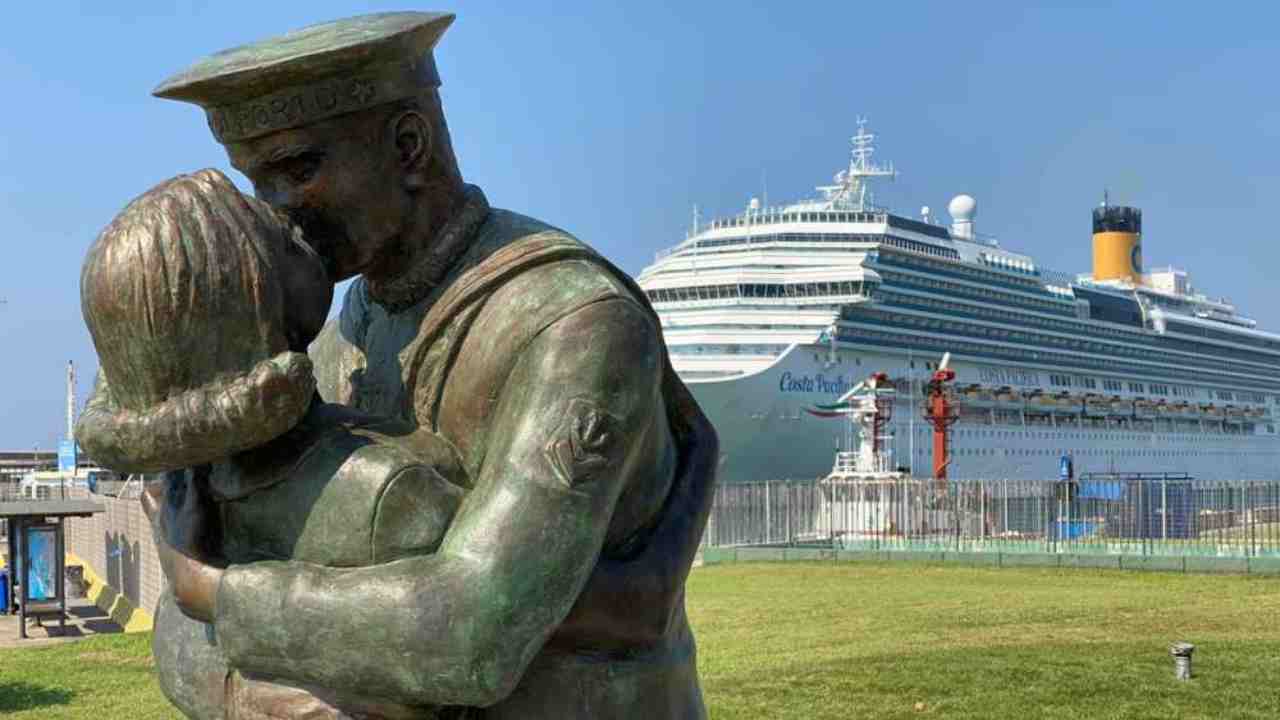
[909,349,915,477]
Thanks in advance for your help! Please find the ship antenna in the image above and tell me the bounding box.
[816,116,897,211]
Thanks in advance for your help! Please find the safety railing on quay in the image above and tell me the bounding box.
[702,477,1280,559]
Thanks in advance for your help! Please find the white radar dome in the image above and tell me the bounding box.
[948,194,976,221]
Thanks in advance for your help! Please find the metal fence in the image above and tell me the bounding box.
[0,476,141,552]
[704,477,1280,558]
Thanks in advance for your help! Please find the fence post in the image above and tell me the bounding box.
[784,480,789,546]
[952,480,959,552]
[828,481,835,550]
[765,481,772,545]
[1161,479,1168,543]
[980,480,987,542]
[1248,481,1256,559]
[1003,479,1009,542]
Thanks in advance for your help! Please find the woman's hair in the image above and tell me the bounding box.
[81,168,324,414]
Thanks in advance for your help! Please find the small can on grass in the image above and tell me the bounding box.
[1169,642,1195,681]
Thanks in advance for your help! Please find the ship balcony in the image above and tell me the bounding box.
[830,451,895,476]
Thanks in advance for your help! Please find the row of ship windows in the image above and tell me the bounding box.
[1049,375,1196,398]
[1165,320,1280,353]
[673,235,962,265]
[852,308,1273,381]
[646,281,870,304]
[941,447,1274,458]
[838,326,1279,393]
[682,233,879,252]
[878,360,1271,404]
[876,288,1280,368]
[874,270,1071,316]
[684,232,958,256]
[705,212,886,231]
[853,251,1280,359]
[874,251,1049,294]
[874,255,1280,358]
[948,428,1273,441]
[673,237,1040,297]
[670,344,793,356]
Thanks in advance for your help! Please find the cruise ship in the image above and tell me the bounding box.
[636,120,1280,482]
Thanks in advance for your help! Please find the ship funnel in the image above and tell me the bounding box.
[1092,204,1143,283]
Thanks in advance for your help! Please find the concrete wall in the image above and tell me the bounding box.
[64,491,162,629]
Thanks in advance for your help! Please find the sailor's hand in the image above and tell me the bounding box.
[141,476,223,623]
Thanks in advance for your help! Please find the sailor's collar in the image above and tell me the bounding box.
[366,184,490,313]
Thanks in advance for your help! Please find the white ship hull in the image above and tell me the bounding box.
[686,343,1280,482]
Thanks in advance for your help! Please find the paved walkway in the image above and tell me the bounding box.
[0,596,123,649]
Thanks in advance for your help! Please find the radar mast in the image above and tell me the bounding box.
[816,117,897,211]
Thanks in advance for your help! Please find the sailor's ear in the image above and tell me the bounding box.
[391,110,433,192]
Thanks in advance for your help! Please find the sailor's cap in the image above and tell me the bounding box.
[153,11,454,144]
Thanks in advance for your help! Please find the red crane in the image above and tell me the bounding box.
[922,353,959,483]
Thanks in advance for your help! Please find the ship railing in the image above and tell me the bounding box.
[829,452,898,476]
[830,452,860,474]
[701,477,1280,560]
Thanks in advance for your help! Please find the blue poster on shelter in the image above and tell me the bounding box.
[58,440,77,473]
[24,526,57,601]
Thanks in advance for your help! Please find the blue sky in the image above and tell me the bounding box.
[2,1,1278,451]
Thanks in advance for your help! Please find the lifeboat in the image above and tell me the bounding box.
[1053,392,1082,414]
[962,384,994,408]
[995,386,1022,405]
[1084,394,1110,416]
[1134,399,1156,418]
[1170,401,1194,418]
[1109,397,1135,416]
[1026,391,1056,411]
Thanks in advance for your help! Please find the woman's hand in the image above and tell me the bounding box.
[141,472,224,623]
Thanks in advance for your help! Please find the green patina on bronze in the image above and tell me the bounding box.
[78,10,719,719]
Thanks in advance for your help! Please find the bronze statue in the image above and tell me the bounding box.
[77,11,718,719]
[81,169,469,718]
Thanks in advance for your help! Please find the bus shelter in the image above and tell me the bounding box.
[1,499,103,639]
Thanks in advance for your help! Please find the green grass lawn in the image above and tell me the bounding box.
[0,632,172,719]
[1,562,1278,719]
[689,562,1280,720]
